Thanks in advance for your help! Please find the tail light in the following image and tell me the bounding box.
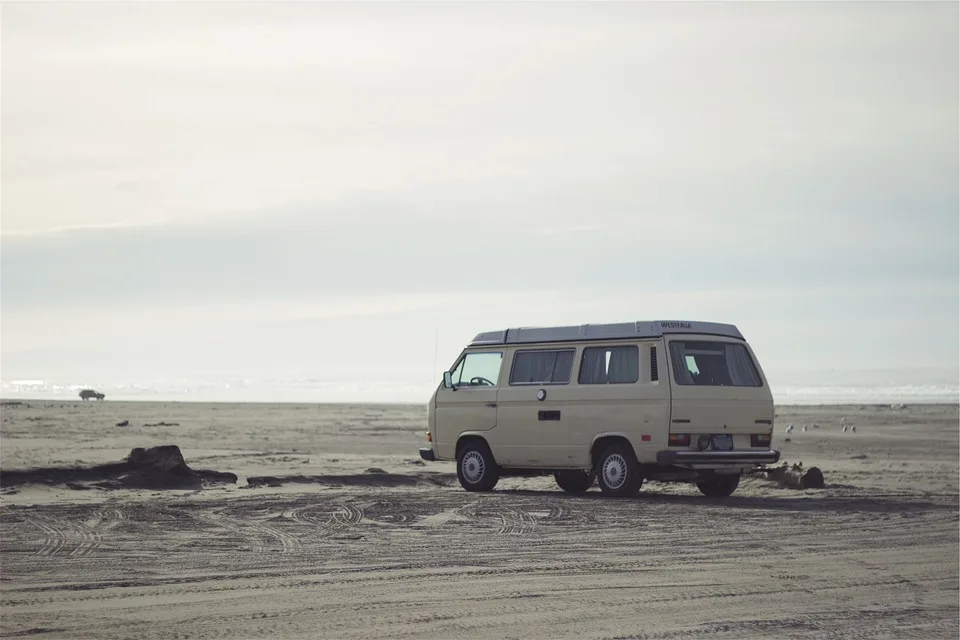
[668,433,690,447]
[751,433,771,447]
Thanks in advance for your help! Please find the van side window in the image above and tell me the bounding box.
[668,341,762,387]
[510,349,575,385]
[450,352,503,387]
[578,346,639,384]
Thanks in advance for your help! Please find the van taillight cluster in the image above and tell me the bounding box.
[668,434,690,447]
[751,433,771,447]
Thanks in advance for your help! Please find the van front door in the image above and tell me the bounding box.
[433,350,503,460]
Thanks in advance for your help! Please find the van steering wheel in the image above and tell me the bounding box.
[470,376,495,387]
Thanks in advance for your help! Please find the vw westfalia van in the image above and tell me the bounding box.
[418,320,779,497]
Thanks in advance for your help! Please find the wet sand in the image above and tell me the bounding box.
[1,401,957,639]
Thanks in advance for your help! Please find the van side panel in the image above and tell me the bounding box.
[488,340,670,468]
[564,340,669,466]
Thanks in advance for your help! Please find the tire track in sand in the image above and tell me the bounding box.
[26,509,128,557]
[287,500,366,539]
[453,496,575,535]
[84,509,128,532]
[191,507,302,554]
[359,499,426,526]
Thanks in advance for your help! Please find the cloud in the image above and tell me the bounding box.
[3,1,956,233]
[2,201,955,317]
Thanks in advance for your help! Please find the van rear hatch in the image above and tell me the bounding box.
[665,337,774,449]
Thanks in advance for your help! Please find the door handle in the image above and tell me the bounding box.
[485,403,497,408]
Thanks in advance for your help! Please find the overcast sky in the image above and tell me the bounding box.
[2,1,958,400]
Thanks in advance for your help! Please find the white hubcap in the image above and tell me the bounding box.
[602,453,628,489]
[461,451,485,484]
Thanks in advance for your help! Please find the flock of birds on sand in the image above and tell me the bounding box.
[784,416,856,434]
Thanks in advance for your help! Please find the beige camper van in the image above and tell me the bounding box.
[419,320,779,498]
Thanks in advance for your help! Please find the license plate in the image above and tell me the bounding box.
[712,434,734,451]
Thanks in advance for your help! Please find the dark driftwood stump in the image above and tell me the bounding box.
[766,463,825,489]
[0,445,237,490]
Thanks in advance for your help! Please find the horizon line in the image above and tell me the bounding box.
[2,397,957,409]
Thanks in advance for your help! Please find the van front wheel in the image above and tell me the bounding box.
[456,440,499,492]
[595,443,642,497]
[554,470,593,494]
[696,473,740,497]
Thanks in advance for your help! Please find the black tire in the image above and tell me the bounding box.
[456,440,500,492]
[595,443,642,497]
[696,473,740,497]
[554,470,593,494]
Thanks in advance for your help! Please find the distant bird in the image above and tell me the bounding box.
[842,425,847,432]
[802,425,808,432]
[785,424,794,433]
[851,425,856,433]
[813,423,820,429]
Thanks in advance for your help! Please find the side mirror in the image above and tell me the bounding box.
[443,370,454,390]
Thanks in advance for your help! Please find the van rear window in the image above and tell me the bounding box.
[510,349,575,385]
[668,341,762,387]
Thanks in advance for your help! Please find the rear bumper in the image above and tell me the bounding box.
[656,449,781,466]
[419,447,437,462]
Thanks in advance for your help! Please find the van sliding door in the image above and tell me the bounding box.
[491,347,578,467]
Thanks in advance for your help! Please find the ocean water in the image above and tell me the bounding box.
[2,369,957,405]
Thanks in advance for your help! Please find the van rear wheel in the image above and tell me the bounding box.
[696,473,740,497]
[595,443,642,497]
[456,440,499,492]
[554,470,593,494]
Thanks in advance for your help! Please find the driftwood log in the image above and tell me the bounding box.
[762,462,825,489]
[0,445,236,490]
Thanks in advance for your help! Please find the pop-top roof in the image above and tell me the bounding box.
[468,320,744,346]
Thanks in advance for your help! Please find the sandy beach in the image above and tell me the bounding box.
[1,400,957,639]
